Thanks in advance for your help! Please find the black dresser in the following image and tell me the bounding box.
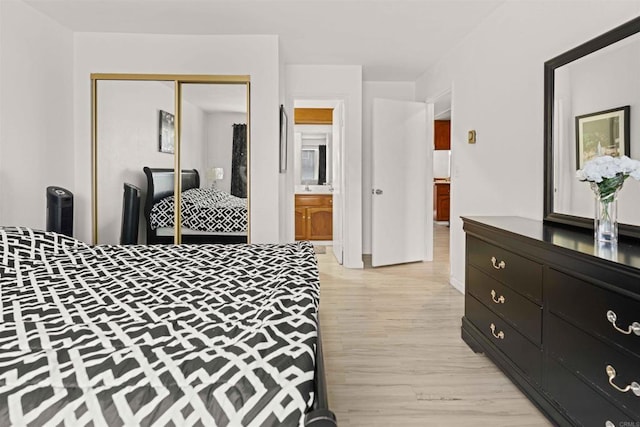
[462,216,640,426]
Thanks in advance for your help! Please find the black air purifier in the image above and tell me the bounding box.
[120,183,141,245]
[46,186,73,237]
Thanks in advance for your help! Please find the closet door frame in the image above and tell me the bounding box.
[91,73,251,244]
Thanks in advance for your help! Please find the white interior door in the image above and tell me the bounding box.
[331,102,344,264]
[371,98,431,267]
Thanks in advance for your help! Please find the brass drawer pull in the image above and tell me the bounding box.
[606,310,640,336]
[491,256,506,270]
[605,365,640,396]
[490,289,505,304]
[490,323,504,340]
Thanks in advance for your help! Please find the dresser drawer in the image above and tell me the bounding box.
[467,266,541,345]
[545,357,634,427]
[546,268,640,359]
[467,236,542,303]
[547,313,640,420]
[466,295,541,383]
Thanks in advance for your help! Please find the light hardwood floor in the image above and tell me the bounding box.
[316,224,552,426]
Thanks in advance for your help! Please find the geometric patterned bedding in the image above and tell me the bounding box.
[150,188,248,233]
[0,227,319,426]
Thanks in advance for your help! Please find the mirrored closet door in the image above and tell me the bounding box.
[92,74,250,245]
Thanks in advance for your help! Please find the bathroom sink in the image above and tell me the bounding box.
[295,185,333,194]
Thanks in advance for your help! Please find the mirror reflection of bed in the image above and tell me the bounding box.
[144,167,247,244]
[94,77,249,244]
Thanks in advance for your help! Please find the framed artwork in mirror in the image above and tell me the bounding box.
[158,110,175,154]
[279,104,288,173]
[575,105,630,169]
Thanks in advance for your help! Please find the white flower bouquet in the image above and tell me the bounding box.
[577,155,640,243]
[577,155,640,199]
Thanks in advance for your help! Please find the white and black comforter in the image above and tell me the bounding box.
[150,188,247,233]
[0,227,319,426]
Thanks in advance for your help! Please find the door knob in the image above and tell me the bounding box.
[372,189,383,195]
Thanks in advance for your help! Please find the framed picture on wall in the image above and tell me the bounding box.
[279,104,288,173]
[158,110,175,154]
[575,105,630,169]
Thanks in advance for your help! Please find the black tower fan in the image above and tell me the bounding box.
[46,186,73,237]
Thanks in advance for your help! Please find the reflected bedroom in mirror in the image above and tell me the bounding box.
[94,77,249,245]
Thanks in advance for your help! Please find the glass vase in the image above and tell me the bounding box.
[591,182,620,243]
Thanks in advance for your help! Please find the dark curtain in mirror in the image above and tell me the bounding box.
[318,145,327,185]
[231,123,247,198]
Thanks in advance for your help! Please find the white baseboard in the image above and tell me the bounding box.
[449,275,464,294]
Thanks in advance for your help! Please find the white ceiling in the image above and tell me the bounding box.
[24,0,504,81]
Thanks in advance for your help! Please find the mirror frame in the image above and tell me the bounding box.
[91,73,251,244]
[543,16,640,240]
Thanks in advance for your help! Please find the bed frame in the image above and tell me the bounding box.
[143,167,248,244]
[306,322,338,426]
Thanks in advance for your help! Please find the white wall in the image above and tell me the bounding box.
[415,1,640,293]
[206,111,247,193]
[278,45,288,244]
[362,81,415,254]
[0,0,74,229]
[286,65,363,268]
[73,33,280,244]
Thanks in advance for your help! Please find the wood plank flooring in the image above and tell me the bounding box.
[316,224,552,426]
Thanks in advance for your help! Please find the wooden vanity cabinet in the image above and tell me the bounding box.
[295,194,333,240]
[462,216,640,426]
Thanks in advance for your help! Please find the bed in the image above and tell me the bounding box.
[143,167,248,244]
[0,226,336,426]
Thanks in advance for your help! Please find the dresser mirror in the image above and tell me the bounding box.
[544,17,640,239]
[91,74,250,245]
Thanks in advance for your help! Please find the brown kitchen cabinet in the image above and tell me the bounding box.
[434,120,451,150]
[434,182,450,221]
[295,194,333,240]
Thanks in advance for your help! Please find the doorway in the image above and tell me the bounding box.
[429,89,452,270]
[432,90,451,226]
[292,99,345,264]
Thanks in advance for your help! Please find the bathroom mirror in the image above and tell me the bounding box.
[92,74,250,245]
[294,125,333,191]
[544,16,640,239]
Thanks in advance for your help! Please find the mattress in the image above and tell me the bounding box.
[0,227,319,426]
[150,188,247,233]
